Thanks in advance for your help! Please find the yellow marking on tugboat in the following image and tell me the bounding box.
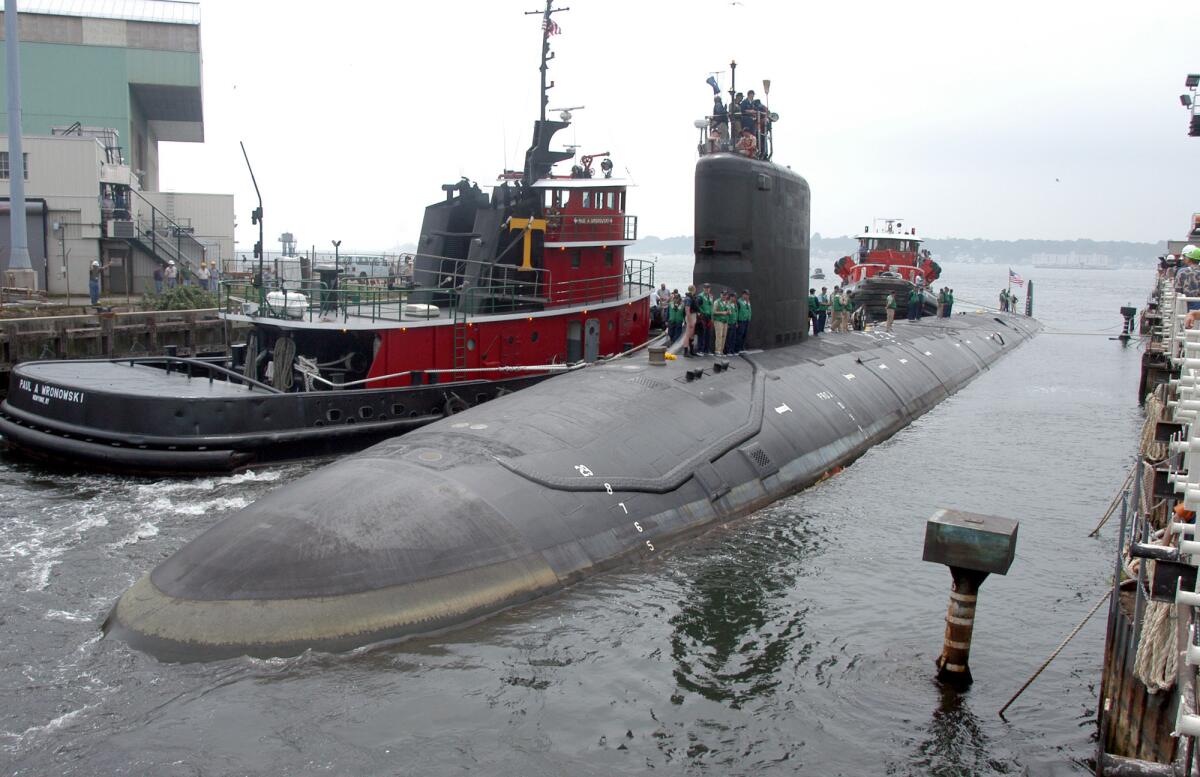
[507,217,548,269]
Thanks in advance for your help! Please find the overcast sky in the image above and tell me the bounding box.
[158,0,1200,253]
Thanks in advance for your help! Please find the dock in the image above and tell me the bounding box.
[0,306,247,391]
[1098,273,1200,775]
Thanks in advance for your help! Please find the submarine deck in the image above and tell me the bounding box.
[106,310,1039,660]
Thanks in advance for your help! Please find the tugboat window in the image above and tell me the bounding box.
[571,253,581,268]
[531,331,539,342]
[467,338,476,351]
[582,191,591,209]
[604,249,614,267]
[606,192,615,209]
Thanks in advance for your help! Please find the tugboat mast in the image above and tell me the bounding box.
[525,0,569,122]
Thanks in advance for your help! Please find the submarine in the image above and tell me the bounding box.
[104,137,1039,661]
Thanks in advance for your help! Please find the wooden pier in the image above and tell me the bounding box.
[0,308,248,391]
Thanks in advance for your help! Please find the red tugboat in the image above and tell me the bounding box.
[0,2,653,474]
[833,218,941,320]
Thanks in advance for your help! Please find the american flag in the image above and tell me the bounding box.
[543,18,561,35]
[1008,268,1024,286]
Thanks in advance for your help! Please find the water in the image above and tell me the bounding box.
[0,263,1147,775]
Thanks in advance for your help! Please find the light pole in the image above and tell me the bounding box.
[5,0,35,289]
[332,240,341,277]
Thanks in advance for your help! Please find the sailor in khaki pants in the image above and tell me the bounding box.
[885,292,897,332]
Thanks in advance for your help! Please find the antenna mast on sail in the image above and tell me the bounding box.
[525,0,569,122]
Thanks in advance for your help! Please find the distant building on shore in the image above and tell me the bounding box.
[1031,252,1114,270]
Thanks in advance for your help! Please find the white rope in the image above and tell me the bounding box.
[1134,587,1178,694]
[295,355,319,392]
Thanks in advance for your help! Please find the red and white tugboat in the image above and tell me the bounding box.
[833,218,942,320]
[0,1,653,474]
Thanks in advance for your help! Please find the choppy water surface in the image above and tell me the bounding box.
[1,264,1147,775]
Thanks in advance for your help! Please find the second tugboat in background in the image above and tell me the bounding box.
[0,12,653,475]
[834,218,941,320]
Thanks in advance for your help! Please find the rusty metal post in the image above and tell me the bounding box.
[936,567,989,686]
[923,509,1019,688]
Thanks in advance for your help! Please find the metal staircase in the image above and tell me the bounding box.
[108,189,205,280]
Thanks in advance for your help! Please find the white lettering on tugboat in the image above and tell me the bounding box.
[18,378,85,405]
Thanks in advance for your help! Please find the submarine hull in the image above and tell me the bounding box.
[106,312,1038,661]
[106,153,1040,661]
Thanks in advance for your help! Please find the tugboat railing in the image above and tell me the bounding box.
[217,256,654,324]
[122,355,282,393]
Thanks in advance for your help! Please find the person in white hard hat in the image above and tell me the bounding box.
[88,259,111,305]
[164,260,178,289]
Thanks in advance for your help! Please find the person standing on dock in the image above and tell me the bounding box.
[152,265,164,294]
[885,291,897,331]
[197,262,210,292]
[808,288,819,335]
[1175,246,1200,311]
[164,261,178,289]
[945,288,954,317]
[817,287,829,334]
[830,286,844,333]
[88,260,111,305]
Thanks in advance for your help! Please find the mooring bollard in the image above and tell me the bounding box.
[922,508,1019,687]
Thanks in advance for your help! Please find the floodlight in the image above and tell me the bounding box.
[1188,74,1200,89]
[1184,94,1194,108]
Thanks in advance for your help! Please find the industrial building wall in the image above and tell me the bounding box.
[0,136,106,294]
[0,12,203,191]
[141,191,234,271]
[45,208,101,297]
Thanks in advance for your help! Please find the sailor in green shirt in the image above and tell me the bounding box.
[808,287,819,336]
[699,282,715,354]
[734,289,751,352]
[884,291,897,332]
[908,287,922,321]
[713,291,733,355]
[667,292,685,343]
[945,288,954,317]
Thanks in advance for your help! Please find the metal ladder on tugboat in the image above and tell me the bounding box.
[451,300,469,381]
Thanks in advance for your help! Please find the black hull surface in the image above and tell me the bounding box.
[849,277,936,321]
[0,359,551,475]
[106,312,1038,660]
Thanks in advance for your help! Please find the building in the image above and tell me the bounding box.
[1031,252,1115,270]
[0,0,233,295]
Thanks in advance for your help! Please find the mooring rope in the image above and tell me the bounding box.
[1134,588,1179,694]
[272,336,296,392]
[1088,464,1137,537]
[998,589,1112,717]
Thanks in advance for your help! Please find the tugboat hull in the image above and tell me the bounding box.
[0,358,550,475]
[849,276,936,321]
